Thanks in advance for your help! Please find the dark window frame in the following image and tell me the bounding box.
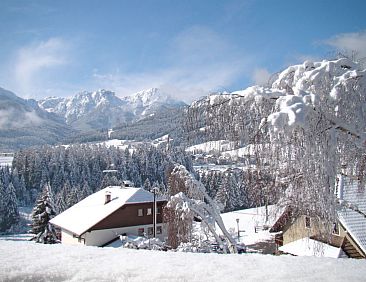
[305,216,311,229]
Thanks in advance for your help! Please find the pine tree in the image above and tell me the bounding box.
[143,178,152,191]
[0,181,19,233]
[6,182,20,231]
[30,183,58,244]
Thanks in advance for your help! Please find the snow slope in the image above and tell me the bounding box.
[1,240,366,281]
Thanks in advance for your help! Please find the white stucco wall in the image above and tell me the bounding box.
[61,229,84,245]
[83,224,167,246]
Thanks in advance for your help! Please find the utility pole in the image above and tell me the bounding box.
[236,218,240,241]
[152,187,159,237]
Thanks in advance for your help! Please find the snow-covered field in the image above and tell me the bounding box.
[0,156,13,167]
[2,205,365,281]
[186,140,236,154]
[1,240,366,281]
[186,140,259,158]
[219,205,279,250]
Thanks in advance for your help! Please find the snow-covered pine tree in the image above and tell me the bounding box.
[0,180,20,232]
[79,180,93,202]
[30,183,58,244]
[143,178,152,191]
[11,168,24,206]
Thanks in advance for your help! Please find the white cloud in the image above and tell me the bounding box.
[324,30,366,58]
[14,37,69,97]
[92,26,250,102]
[0,108,43,129]
[252,68,271,86]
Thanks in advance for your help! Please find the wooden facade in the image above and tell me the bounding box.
[271,212,366,259]
[91,202,165,231]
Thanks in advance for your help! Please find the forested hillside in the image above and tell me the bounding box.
[0,143,193,232]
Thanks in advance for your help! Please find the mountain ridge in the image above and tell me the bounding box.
[38,88,186,130]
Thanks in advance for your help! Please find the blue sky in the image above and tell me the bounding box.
[1,0,366,102]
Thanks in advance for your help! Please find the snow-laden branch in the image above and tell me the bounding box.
[169,165,238,254]
[168,192,226,253]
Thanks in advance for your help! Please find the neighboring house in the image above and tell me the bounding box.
[270,175,366,259]
[50,185,166,247]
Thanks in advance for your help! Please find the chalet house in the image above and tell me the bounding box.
[270,175,366,259]
[50,185,166,247]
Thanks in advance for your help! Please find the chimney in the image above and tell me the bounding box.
[105,191,111,204]
[122,180,134,188]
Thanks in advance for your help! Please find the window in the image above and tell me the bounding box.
[305,216,311,228]
[333,222,340,235]
[157,226,162,234]
[138,209,143,217]
[147,208,152,215]
[148,227,153,236]
[156,207,161,214]
[138,228,144,236]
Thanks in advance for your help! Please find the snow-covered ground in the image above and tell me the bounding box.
[1,240,366,281]
[1,205,366,280]
[219,206,280,253]
[0,156,13,167]
[186,140,260,158]
[96,139,138,150]
[186,140,236,154]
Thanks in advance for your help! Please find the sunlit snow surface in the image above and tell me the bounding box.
[279,238,342,258]
[0,156,13,167]
[2,205,366,281]
[1,240,366,281]
[219,205,280,247]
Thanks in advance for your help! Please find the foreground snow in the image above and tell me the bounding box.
[1,240,366,281]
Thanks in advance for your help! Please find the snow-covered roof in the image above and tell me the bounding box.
[50,186,165,236]
[279,238,343,258]
[337,176,366,255]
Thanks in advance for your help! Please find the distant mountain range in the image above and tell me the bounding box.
[38,88,186,131]
[0,87,73,151]
[0,87,186,151]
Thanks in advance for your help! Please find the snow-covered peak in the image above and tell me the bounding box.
[122,88,185,116]
[124,88,182,107]
[38,87,186,128]
[39,89,124,123]
[38,96,67,113]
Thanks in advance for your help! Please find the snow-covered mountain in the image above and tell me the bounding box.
[38,88,186,130]
[0,87,73,151]
[122,88,186,116]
